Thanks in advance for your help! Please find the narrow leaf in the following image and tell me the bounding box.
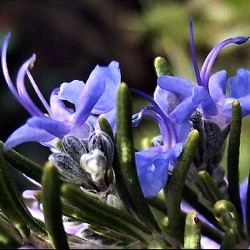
[167,129,199,240]
[183,182,223,231]
[246,171,250,238]
[98,116,115,142]
[88,225,136,244]
[61,182,153,244]
[184,211,201,249]
[220,229,236,249]
[147,195,223,244]
[197,170,225,204]
[0,212,22,248]
[0,141,43,184]
[0,152,31,239]
[114,82,160,232]
[154,56,173,76]
[42,162,69,249]
[213,200,242,243]
[227,100,243,223]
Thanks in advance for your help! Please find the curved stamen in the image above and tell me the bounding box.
[189,19,202,86]
[131,88,177,145]
[16,54,45,117]
[200,36,249,89]
[133,105,172,149]
[27,70,52,116]
[1,33,45,117]
[1,33,32,112]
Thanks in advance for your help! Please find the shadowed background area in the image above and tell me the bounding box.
[0,0,249,190]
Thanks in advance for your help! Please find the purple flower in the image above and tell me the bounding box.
[1,33,120,150]
[132,89,186,198]
[240,177,249,224]
[155,20,249,128]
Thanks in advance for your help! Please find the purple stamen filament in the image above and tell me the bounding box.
[189,19,203,87]
[133,105,172,150]
[131,88,177,147]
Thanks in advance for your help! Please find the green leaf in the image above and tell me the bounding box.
[227,100,243,223]
[0,152,31,239]
[148,234,171,249]
[114,82,161,232]
[0,141,43,184]
[220,228,236,249]
[60,182,153,244]
[42,162,69,249]
[0,212,22,248]
[246,171,250,240]
[183,181,223,231]
[0,147,47,239]
[213,199,243,245]
[154,56,173,76]
[197,170,225,204]
[98,115,115,142]
[88,225,136,245]
[184,211,201,249]
[147,195,223,244]
[167,129,199,240]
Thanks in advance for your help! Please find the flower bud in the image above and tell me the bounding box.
[62,135,88,163]
[88,130,114,169]
[49,153,92,188]
[80,149,107,183]
[106,194,126,210]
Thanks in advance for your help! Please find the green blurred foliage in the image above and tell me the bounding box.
[126,0,250,80]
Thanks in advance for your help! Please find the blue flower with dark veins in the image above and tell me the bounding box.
[155,20,249,129]
[132,89,186,198]
[1,33,120,150]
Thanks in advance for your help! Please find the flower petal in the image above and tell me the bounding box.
[157,75,217,122]
[157,75,194,97]
[208,70,227,101]
[27,116,70,138]
[154,85,182,116]
[169,88,211,123]
[92,61,121,114]
[58,80,86,106]
[73,65,108,126]
[4,124,54,150]
[50,89,74,121]
[136,148,170,198]
[240,177,248,223]
[228,68,250,99]
[236,96,250,116]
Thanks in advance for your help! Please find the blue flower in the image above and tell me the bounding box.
[213,68,250,118]
[1,33,120,150]
[155,20,249,128]
[132,89,185,198]
[239,177,249,224]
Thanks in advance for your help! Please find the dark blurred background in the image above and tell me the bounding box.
[0,0,249,189]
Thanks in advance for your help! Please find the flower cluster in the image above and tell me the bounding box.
[0,20,249,249]
[1,32,120,150]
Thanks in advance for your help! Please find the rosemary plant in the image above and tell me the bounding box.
[0,20,249,249]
